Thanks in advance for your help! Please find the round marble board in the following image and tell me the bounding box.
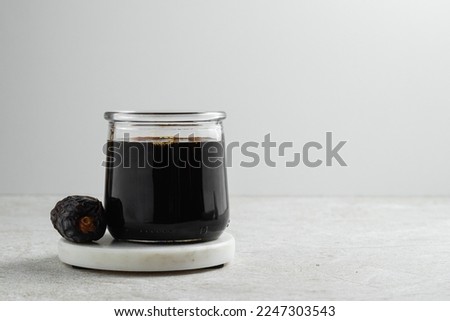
[58,232,235,272]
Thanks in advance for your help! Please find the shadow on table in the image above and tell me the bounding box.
[0,255,223,280]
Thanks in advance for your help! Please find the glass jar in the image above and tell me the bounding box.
[103,111,229,243]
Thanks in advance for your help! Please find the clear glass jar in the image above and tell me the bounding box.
[103,111,229,242]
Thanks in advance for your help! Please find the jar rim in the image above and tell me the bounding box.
[104,111,226,123]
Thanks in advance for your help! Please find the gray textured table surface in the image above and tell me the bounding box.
[1,195,449,300]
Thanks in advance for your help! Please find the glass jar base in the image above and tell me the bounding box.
[108,226,225,244]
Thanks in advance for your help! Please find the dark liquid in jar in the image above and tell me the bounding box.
[104,138,229,242]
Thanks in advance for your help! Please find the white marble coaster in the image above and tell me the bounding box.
[58,232,235,272]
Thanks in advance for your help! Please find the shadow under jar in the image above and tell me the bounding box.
[104,111,230,243]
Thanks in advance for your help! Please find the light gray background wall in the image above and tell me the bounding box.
[1,0,449,196]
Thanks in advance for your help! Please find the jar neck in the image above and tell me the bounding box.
[108,121,224,142]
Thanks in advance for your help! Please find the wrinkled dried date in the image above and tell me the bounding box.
[50,195,106,243]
